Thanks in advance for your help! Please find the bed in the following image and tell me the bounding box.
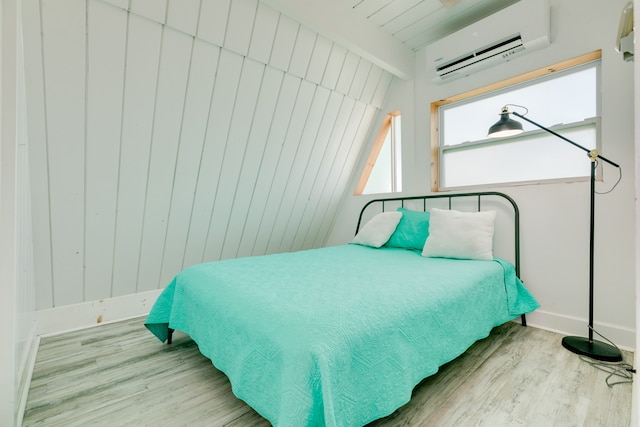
[145,192,539,426]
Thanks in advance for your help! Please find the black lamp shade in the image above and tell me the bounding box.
[487,112,524,138]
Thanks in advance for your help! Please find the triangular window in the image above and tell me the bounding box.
[355,112,402,195]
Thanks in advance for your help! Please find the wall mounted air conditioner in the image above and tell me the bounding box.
[427,0,550,84]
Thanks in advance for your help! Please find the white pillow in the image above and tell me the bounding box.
[421,208,496,260]
[352,212,402,248]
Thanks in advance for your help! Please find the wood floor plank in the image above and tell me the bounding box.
[23,318,633,426]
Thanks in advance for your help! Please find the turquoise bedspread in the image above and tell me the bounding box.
[145,244,539,426]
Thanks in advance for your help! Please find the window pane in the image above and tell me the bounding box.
[362,114,402,195]
[442,66,597,147]
[438,61,599,189]
[442,125,596,188]
[364,131,392,194]
[393,116,402,192]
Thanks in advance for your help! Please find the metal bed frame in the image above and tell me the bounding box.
[165,191,527,343]
[356,191,527,326]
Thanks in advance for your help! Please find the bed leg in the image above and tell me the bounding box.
[520,314,527,327]
[167,328,174,344]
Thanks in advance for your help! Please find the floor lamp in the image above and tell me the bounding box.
[488,105,623,362]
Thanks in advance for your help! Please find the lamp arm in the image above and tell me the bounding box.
[512,111,620,168]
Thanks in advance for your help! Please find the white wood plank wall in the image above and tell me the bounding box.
[6,0,38,422]
[22,0,394,309]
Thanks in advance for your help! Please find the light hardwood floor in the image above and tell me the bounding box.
[23,318,633,427]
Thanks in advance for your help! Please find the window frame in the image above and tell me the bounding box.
[430,50,602,192]
[355,110,402,195]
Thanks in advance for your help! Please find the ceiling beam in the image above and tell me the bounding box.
[261,0,415,80]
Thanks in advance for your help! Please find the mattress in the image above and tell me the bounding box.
[145,244,539,426]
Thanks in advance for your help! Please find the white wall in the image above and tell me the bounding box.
[22,0,395,319]
[14,15,37,422]
[633,0,639,423]
[0,0,18,422]
[330,0,637,349]
[1,0,37,424]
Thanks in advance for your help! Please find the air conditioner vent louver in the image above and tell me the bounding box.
[427,0,550,84]
[436,34,524,77]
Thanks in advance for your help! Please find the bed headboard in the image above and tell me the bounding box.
[355,191,520,277]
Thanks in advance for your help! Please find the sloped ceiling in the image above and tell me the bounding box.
[22,0,394,308]
[22,0,522,310]
[262,0,519,76]
[349,0,520,50]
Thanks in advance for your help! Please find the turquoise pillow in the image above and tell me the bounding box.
[385,208,430,250]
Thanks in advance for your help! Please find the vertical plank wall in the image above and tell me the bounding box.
[22,0,394,309]
[3,0,37,422]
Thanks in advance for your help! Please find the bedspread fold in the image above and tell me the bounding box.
[145,245,539,426]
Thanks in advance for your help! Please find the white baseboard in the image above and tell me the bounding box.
[35,290,163,337]
[16,329,38,427]
[525,309,635,351]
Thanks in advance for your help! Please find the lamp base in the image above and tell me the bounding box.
[562,336,622,362]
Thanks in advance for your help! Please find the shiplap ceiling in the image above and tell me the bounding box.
[22,0,394,308]
[21,0,522,310]
[349,0,520,50]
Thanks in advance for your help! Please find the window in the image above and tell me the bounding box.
[432,51,601,191]
[355,112,402,195]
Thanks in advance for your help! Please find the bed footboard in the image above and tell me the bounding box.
[356,191,528,326]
